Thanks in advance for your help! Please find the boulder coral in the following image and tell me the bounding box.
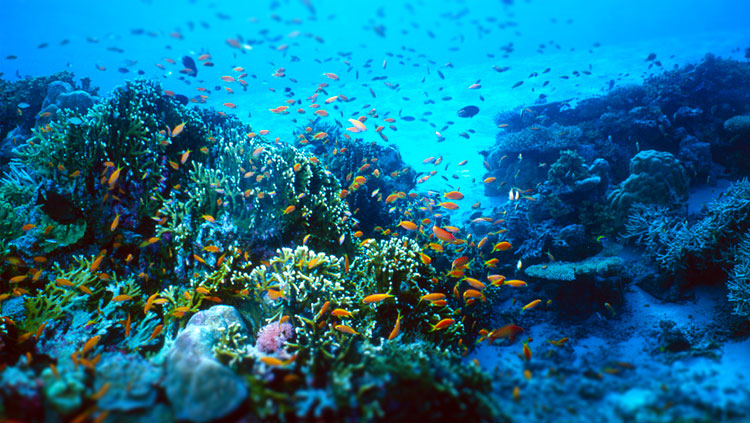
[608,150,689,215]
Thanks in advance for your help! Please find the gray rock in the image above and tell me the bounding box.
[164,305,249,423]
[56,90,94,113]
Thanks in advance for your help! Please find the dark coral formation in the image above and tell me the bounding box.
[0,76,498,423]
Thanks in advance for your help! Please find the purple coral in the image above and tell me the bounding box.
[255,322,293,356]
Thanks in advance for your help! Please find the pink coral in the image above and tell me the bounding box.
[255,322,293,356]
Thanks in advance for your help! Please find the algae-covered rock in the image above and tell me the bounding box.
[56,90,94,113]
[164,305,249,423]
[40,364,85,415]
[95,352,160,411]
[525,256,624,281]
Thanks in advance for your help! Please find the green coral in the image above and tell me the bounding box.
[240,245,361,367]
[356,237,462,343]
[20,254,105,332]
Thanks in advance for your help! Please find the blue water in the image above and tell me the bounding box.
[2,1,750,422]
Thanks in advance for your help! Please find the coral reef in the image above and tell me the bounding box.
[485,54,750,197]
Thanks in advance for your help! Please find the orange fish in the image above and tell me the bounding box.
[270,106,289,114]
[463,277,486,290]
[420,293,445,302]
[221,76,236,82]
[523,343,532,361]
[335,324,359,335]
[488,324,524,344]
[147,324,163,342]
[432,226,457,243]
[521,299,542,311]
[90,254,105,272]
[444,191,464,200]
[548,337,569,347]
[108,166,122,187]
[81,335,101,355]
[55,278,74,287]
[331,308,353,318]
[440,202,459,210]
[388,312,401,340]
[362,292,394,304]
[398,221,417,231]
[223,103,237,109]
[112,294,132,302]
[260,356,286,366]
[491,241,512,252]
[110,214,120,232]
[171,122,186,137]
[323,72,339,80]
[430,318,455,332]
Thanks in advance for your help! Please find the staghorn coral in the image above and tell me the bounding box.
[728,234,750,317]
[625,179,750,302]
[727,234,750,316]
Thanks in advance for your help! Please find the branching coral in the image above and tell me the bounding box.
[625,179,750,305]
[728,233,750,317]
[19,254,105,333]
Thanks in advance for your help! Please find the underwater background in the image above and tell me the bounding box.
[1,0,750,422]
